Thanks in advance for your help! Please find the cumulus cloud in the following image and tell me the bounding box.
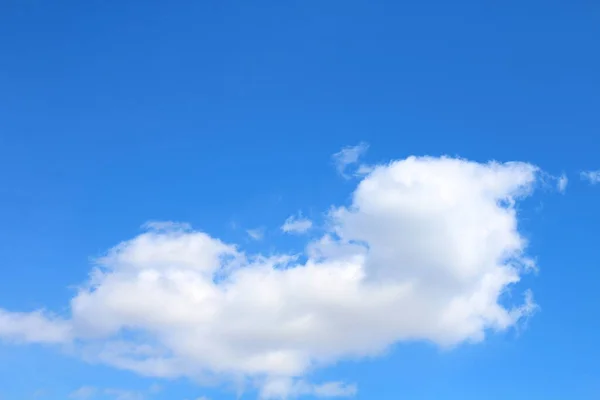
[0,156,544,398]
[581,170,600,185]
[0,309,71,344]
[332,143,369,178]
[281,214,313,235]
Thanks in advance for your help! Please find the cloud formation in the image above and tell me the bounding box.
[331,143,369,178]
[260,380,356,399]
[281,214,313,235]
[557,174,568,193]
[0,156,542,398]
[104,389,145,400]
[247,228,265,241]
[69,384,160,400]
[581,170,600,185]
[0,309,71,344]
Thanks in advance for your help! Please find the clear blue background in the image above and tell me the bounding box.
[0,0,598,399]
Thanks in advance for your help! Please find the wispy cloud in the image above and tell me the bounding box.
[260,379,357,399]
[104,389,145,400]
[313,381,357,398]
[148,384,161,394]
[70,384,160,400]
[246,227,265,241]
[69,387,96,400]
[332,142,369,179]
[281,213,312,234]
[581,170,600,185]
[557,174,568,193]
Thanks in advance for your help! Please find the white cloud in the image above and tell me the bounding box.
[70,385,160,400]
[581,170,600,185]
[247,228,265,241]
[354,164,374,176]
[332,143,369,178]
[557,174,568,193]
[260,379,356,399]
[0,156,543,399]
[0,309,71,344]
[69,386,96,399]
[281,214,313,234]
[312,382,357,398]
[143,221,192,232]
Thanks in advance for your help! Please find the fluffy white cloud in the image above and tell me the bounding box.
[0,309,71,344]
[581,170,600,185]
[331,143,369,178]
[281,214,313,235]
[0,156,543,399]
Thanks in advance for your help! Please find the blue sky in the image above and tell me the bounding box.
[0,1,599,399]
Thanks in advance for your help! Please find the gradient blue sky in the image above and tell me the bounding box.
[1,1,599,399]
